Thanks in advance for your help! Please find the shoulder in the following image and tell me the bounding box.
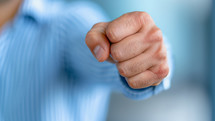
[23,0,109,27]
[49,1,110,40]
[24,0,110,41]
[58,1,110,30]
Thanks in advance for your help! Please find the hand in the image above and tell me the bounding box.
[85,12,169,89]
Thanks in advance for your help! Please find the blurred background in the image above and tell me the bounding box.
[68,0,213,120]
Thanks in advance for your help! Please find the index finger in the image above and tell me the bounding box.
[106,11,154,43]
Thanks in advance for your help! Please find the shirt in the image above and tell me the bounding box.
[0,0,173,121]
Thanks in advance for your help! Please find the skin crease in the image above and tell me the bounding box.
[0,0,22,30]
[86,12,169,89]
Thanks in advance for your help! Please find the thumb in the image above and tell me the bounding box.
[85,22,110,62]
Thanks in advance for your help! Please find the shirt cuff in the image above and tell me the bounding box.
[118,75,167,100]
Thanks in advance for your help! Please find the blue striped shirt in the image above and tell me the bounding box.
[0,0,173,121]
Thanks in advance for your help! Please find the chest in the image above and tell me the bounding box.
[0,22,62,83]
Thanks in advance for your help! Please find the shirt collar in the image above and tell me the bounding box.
[17,0,47,24]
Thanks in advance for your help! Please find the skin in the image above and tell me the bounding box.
[0,0,22,30]
[86,12,169,89]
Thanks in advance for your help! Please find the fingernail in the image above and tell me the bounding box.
[93,45,104,61]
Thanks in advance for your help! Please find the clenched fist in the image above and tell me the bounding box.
[85,12,169,89]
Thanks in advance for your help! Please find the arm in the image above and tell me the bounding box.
[58,1,120,83]
[60,2,173,100]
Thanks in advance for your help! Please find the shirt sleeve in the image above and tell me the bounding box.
[57,1,121,84]
[58,1,173,100]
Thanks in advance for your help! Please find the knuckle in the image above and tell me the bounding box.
[155,64,169,80]
[155,29,163,42]
[149,28,163,43]
[86,31,96,40]
[86,22,108,46]
[92,22,106,28]
[138,11,150,18]
[153,43,167,61]
[85,31,99,46]
[85,31,96,45]
[155,50,167,60]
[136,12,152,25]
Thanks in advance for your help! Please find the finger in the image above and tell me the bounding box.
[111,26,162,62]
[85,22,110,62]
[149,62,169,82]
[106,12,154,43]
[110,32,147,62]
[150,63,169,86]
[117,51,155,78]
[126,70,161,89]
